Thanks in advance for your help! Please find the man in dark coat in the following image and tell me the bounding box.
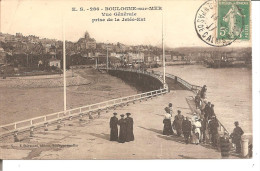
[182,117,192,144]
[125,112,134,142]
[200,85,207,99]
[200,116,207,143]
[109,112,118,141]
[173,110,184,136]
[208,116,219,147]
[220,132,231,158]
[231,121,244,153]
[208,104,216,119]
[204,102,211,121]
[118,114,127,143]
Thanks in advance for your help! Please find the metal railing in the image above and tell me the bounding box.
[0,88,167,137]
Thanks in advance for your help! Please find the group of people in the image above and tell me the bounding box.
[196,85,245,154]
[110,112,134,143]
[162,104,207,145]
[162,84,245,156]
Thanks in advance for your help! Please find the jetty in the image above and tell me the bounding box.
[0,68,246,159]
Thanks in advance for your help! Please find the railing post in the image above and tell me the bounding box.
[57,119,62,130]
[44,122,48,131]
[14,131,19,142]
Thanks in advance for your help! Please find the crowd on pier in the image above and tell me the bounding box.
[162,85,245,157]
[108,85,248,157]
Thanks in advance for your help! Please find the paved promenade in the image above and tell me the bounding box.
[0,90,239,159]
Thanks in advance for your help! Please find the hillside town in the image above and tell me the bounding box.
[0,31,252,77]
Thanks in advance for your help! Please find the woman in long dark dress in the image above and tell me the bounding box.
[118,114,127,143]
[109,112,118,141]
[125,113,134,142]
[163,107,173,136]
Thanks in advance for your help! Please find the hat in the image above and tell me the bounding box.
[177,110,181,114]
[126,113,131,116]
[234,121,239,125]
[120,114,124,117]
[113,112,117,115]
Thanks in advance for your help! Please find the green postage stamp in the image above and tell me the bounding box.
[194,0,250,46]
[217,0,250,40]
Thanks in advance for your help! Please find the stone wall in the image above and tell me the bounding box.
[107,70,163,92]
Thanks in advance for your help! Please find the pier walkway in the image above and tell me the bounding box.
[0,90,239,159]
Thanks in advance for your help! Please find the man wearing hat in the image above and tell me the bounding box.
[117,114,127,143]
[208,116,219,147]
[125,113,134,142]
[110,112,119,141]
[182,117,192,144]
[230,121,244,153]
[172,110,184,136]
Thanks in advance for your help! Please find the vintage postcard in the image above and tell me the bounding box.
[0,0,253,160]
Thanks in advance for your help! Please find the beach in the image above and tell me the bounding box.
[0,68,137,125]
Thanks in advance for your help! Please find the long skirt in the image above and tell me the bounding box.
[163,120,173,135]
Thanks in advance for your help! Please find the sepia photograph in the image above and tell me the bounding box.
[0,0,256,161]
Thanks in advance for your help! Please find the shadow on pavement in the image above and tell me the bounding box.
[89,133,110,141]
[157,134,186,144]
[178,155,197,159]
[138,126,186,144]
[138,126,162,134]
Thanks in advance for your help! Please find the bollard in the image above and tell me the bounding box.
[57,120,62,130]
[89,114,93,119]
[14,131,19,142]
[79,114,83,121]
[44,122,48,131]
[241,138,249,158]
[30,126,34,137]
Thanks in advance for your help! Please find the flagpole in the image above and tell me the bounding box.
[63,14,67,113]
[162,12,166,86]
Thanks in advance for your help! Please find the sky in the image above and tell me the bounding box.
[0,0,251,48]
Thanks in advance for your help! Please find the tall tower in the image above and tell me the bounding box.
[84,31,90,39]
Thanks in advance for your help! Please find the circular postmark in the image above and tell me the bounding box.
[194,0,245,47]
